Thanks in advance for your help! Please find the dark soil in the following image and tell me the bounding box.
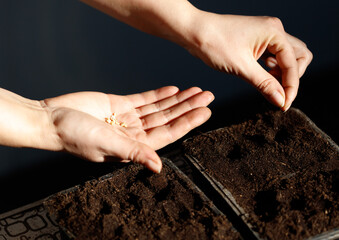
[45,161,240,240]
[183,108,339,240]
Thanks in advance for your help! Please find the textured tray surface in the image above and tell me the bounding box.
[0,200,62,240]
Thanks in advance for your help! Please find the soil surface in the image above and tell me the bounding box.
[183,108,339,240]
[45,161,240,240]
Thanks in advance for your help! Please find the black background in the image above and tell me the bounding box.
[0,0,338,213]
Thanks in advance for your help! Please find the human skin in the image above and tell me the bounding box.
[0,86,214,173]
[80,0,312,111]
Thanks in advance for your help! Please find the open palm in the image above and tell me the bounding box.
[42,86,214,173]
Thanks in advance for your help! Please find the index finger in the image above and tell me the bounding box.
[268,35,299,111]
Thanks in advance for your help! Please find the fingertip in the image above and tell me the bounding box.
[282,104,291,112]
[198,91,215,106]
[205,91,215,102]
[146,158,162,174]
[166,86,180,93]
[281,86,297,112]
[125,140,162,173]
[206,107,212,119]
[244,59,286,109]
[142,147,162,173]
[188,86,203,94]
[160,86,180,96]
[266,57,278,69]
[270,91,285,109]
[195,107,212,123]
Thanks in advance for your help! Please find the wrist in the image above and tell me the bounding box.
[175,9,218,56]
[6,98,64,152]
[38,101,64,152]
[151,1,201,47]
[0,88,63,151]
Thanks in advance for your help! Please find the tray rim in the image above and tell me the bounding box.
[183,107,339,240]
[43,157,241,239]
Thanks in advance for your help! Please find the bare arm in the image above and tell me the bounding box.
[80,0,198,47]
[0,87,214,173]
[80,0,313,111]
[0,88,60,150]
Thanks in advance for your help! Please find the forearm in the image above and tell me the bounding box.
[80,0,200,48]
[80,1,312,111]
[0,88,61,151]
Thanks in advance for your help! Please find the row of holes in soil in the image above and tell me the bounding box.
[183,108,339,240]
[45,159,241,240]
[45,108,339,240]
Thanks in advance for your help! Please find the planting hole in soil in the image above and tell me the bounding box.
[44,160,241,240]
[183,108,339,240]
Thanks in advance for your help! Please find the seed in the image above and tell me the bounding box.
[105,113,127,128]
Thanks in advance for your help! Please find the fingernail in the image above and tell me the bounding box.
[267,59,277,69]
[147,160,162,174]
[271,91,285,108]
[283,104,291,113]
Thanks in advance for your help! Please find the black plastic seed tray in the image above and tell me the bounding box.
[0,199,63,240]
[44,158,241,239]
[183,108,339,240]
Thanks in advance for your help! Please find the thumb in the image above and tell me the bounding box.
[111,136,163,173]
[243,59,286,109]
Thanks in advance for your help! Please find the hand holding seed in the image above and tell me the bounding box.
[42,86,214,173]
